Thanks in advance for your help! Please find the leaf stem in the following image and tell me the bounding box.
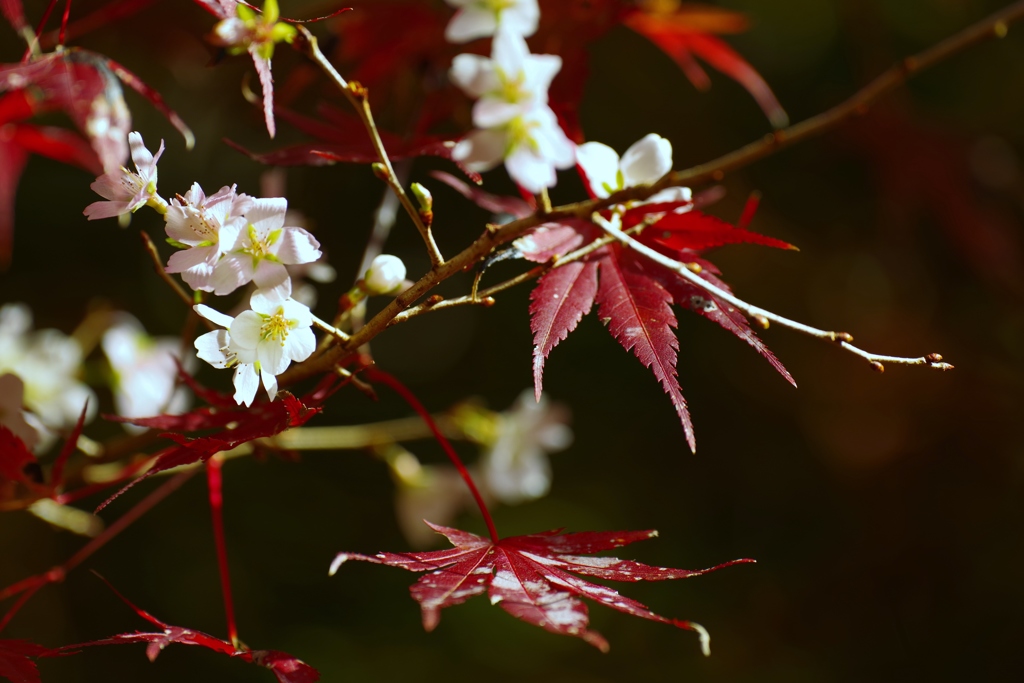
[207,455,239,649]
[364,368,500,543]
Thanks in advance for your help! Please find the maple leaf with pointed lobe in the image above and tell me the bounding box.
[332,521,752,653]
[98,374,323,510]
[524,201,795,452]
[53,580,319,683]
[0,639,46,683]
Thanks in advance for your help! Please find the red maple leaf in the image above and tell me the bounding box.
[526,204,795,451]
[226,103,481,182]
[98,380,322,510]
[332,521,752,653]
[0,639,46,683]
[0,45,191,266]
[53,581,319,683]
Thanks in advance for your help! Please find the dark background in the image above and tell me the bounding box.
[3,1,1024,681]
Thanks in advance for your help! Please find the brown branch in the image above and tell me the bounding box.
[295,27,444,267]
[279,2,1022,386]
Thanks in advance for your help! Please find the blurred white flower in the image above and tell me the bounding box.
[0,304,96,451]
[102,315,191,428]
[0,374,39,450]
[481,389,572,505]
[444,0,539,43]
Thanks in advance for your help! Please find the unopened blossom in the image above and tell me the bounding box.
[363,254,407,295]
[194,291,315,406]
[163,183,253,292]
[480,389,572,505]
[576,133,691,205]
[453,105,575,194]
[450,28,561,128]
[84,132,165,220]
[102,315,190,427]
[444,0,539,43]
[212,197,322,298]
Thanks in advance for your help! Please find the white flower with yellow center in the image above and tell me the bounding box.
[444,0,539,43]
[194,291,315,406]
[212,197,322,298]
[84,132,165,220]
[164,183,253,292]
[576,133,691,206]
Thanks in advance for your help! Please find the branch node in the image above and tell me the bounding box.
[835,331,854,343]
[752,314,769,330]
[925,352,944,363]
[425,295,444,307]
[869,361,885,373]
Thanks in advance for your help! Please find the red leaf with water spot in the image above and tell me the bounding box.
[53,582,319,683]
[0,639,46,683]
[595,247,695,450]
[332,521,752,653]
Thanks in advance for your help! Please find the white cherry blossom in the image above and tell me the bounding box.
[0,304,96,451]
[84,132,165,220]
[194,291,315,406]
[453,105,575,194]
[163,183,253,292]
[577,133,681,198]
[212,197,322,298]
[450,29,561,128]
[444,0,539,43]
[102,315,191,428]
[481,390,572,505]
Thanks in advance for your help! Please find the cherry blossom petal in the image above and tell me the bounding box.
[165,244,218,274]
[507,145,556,194]
[257,337,287,375]
[260,366,279,400]
[211,256,251,296]
[275,227,321,265]
[452,128,507,172]
[194,304,234,329]
[251,259,290,293]
[576,142,621,199]
[449,54,498,99]
[445,6,498,43]
[285,326,315,363]
[232,363,259,407]
[229,311,264,351]
[620,133,673,187]
[473,100,525,129]
[246,197,288,233]
[194,330,232,368]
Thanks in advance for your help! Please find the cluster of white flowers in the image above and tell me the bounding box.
[0,304,97,451]
[445,0,574,194]
[84,133,327,407]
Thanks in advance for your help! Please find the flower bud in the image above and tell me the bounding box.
[411,183,433,212]
[364,254,407,295]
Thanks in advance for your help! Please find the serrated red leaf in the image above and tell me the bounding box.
[333,521,751,653]
[656,260,795,387]
[0,639,46,683]
[622,7,787,128]
[595,248,695,451]
[630,206,794,253]
[53,581,319,683]
[529,259,599,400]
[226,104,480,181]
[98,392,320,511]
[516,221,588,263]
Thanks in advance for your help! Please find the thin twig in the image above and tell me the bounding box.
[140,232,214,331]
[279,4,1020,386]
[591,214,953,372]
[296,27,445,267]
